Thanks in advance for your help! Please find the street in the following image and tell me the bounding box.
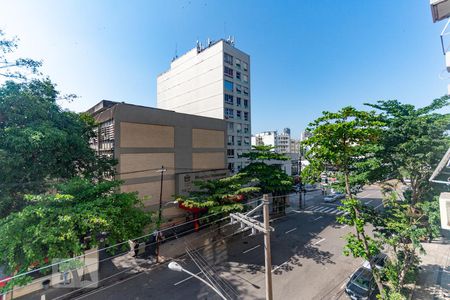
[37,186,384,300]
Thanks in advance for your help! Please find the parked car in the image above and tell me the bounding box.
[345,267,378,300]
[324,192,345,203]
[363,253,388,270]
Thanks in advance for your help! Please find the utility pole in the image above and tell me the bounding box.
[298,146,303,209]
[263,194,273,300]
[230,194,274,300]
[156,165,167,262]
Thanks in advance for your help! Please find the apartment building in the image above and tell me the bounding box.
[157,38,251,173]
[88,100,228,224]
[251,128,293,154]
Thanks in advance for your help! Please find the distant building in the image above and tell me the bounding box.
[88,100,228,224]
[157,38,251,173]
[251,128,294,154]
[251,128,300,175]
[300,130,312,141]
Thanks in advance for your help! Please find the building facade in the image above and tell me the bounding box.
[88,100,228,224]
[251,128,295,154]
[157,39,251,173]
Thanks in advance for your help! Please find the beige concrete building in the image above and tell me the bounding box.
[88,100,228,223]
[157,39,251,173]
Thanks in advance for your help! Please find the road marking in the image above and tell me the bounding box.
[174,271,202,286]
[307,205,320,210]
[336,211,344,215]
[272,261,289,272]
[285,228,297,234]
[330,209,340,214]
[312,238,325,245]
[365,200,373,205]
[322,208,335,213]
[243,244,261,254]
[313,216,323,221]
[315,207,329,212]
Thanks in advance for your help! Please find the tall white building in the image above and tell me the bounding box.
[251,128,293,154]
[157,39,251,173]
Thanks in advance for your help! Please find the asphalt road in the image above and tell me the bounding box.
[46,186,384,300]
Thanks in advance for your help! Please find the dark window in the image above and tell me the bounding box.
[244,99,248,108]
[224,94,234,105]
[244,112,249,121]
[236,72,241,80]
[224,53,233,65]
[224,66,233,78]
[236,97,241,106]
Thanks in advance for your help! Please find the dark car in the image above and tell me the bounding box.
[345,267,378,300]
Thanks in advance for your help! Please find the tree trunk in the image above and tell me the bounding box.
[354,207,385,297]
[344,171,352,198]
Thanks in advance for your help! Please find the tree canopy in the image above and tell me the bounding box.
[0,178,152,278]
[0,79,115,217]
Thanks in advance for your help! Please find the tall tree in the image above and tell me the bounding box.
[303,106,386,296]
[365,97,450,204]
[0,79,115,217]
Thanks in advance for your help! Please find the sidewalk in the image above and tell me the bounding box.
[412,240,450,299]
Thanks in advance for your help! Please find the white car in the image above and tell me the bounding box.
[363,253,388,270]
[324,192,345,203]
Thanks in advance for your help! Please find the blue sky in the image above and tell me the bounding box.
[0,0,447,137]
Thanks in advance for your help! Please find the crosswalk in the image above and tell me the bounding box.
[304,205,348,216]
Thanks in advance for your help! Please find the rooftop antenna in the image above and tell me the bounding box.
[172,42,178,61]
[196,40,200,53]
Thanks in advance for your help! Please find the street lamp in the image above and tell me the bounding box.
[167,262,227,300]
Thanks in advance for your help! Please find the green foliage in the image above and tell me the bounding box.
[417,197,441,241]
[240,162,293,195]
[365,97,450,203]
[302,106,383,196]
[240,145,289,162]
[0,30,42,79]
[0,178,152,275]
[175,173,260,214]
[0,79,115,217]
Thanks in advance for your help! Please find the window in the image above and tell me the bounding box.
[224,80,233,92]
[224,53,233,65]
[235,58,241,69]
[227,149,234,158]
[227,122,234,133]
[228,163,234,173]
[244,137,250,145]
[244,99,248,108]
[237,136,242,146]
[225,108,234,119]
[244,112,249,121]
[243,87,249,95]
[236,110,242,119]
[236,123,242,133]
[224,66,233,78]
[224,94,234,105]
[243,62,248,71]
[244,124,249,134]
[236,84,242,94]
[243,74,248,83]
[227,135,235,146]
[236,72,241,81]
[236,97,241,107]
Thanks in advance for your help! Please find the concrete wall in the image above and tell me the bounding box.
[91,102,228,224]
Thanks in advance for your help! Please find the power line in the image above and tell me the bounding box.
[0,197,269,284]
